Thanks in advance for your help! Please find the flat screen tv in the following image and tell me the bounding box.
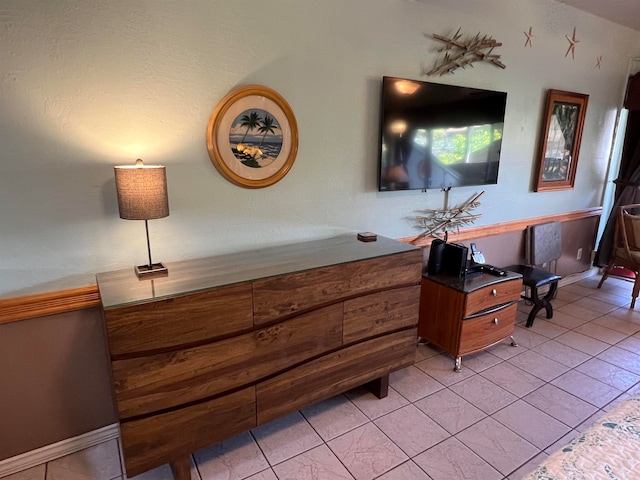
[378,76,507,191]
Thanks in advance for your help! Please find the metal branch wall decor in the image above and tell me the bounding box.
[424,28,505,76]
[411,191,484,244]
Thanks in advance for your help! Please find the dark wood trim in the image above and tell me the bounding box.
[0,286,101,325]
[400,207,602,248]
[0,208,602,324]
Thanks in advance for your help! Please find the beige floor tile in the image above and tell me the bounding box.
[492,400,571,449]
[551,370,622,408]
[3,464,45,480]
[251,411,323,466]
[556,301,603,322]
[615,334,640,353]
[389,365,444,402]
[586,289,631,307]
[327,423,407,480]
[455,417,539,476]
[507,349,570,382]
[480,362,545,397]
[374,404,449,457]
[575,357,640,390]
[531,339,590,368]
[574,321,629,344]
[414,437,501,480]
[344,386,409,420]
[509,325,548,349]
[522,318,569,339]
[544,310,591,330]
[244,469,278,480]
[45,439,121,480]
[552,331,610,356]
[597,345,640,375]
[414,388,486,435]
[375,460,430,480]
[301,394,368,442]
[523,384,598,427]
[572,295,619,314]
[414,353,475,386]
[128,460,199,480]
[194,431,269,480]
[272,445,354,480]
[461,350,503,373]
[449,374,517,415]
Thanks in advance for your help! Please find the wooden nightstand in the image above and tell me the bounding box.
[418,271,523,371]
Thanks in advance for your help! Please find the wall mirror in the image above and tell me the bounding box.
[535,89,589,192]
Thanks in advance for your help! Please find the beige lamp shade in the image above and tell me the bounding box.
[114,159,169,220]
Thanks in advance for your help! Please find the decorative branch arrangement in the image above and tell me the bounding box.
[424,28,505,76]
[411,191,484,244]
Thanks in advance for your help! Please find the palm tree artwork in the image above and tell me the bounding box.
[230,109,283,168]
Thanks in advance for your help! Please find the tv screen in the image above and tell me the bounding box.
[378,76,507,191]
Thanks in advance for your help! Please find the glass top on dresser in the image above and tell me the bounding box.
[96,234,420,309]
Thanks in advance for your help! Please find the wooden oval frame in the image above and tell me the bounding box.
[206,85,298,188]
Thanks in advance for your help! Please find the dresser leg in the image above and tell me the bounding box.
[510,336,518,347]
[367,374,389,398]
[170,457,192,480]
[454,356,462,372]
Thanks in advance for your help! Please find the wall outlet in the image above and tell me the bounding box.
[577,247,583,260]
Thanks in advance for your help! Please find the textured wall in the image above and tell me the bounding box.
[1,0,639,297]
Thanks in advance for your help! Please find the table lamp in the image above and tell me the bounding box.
[114,159,169,277]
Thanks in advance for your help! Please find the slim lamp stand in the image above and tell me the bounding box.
[134,220,168,278]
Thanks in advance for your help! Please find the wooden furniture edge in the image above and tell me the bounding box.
[400,207,602,247]
[0,207,602,324]
[0,286,101,325]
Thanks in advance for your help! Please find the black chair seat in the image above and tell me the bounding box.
[506,265,561,288]
[504,264,561,328]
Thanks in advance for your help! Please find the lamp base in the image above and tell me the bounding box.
[135,262,168,278]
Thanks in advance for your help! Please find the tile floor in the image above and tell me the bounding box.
[6,273,640,480]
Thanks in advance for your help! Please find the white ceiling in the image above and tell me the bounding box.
[557,0,640,31]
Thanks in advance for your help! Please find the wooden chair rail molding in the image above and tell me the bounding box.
[0,286,101,325]
[400,207,602,247]
[0,207,601,325]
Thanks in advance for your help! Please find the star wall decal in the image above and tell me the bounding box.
[524,27,534,47]
[596,55,603,69]
[565,27,579,59]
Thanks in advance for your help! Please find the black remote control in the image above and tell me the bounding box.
[482,265,507,276]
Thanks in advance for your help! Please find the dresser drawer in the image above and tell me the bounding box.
[256,329,416,425]
[464,278,522,317]
[343,285,420,343]
[253,250,422,324]
[104,282,253,357]
[112,304,343,419]
[459,302,517,355]
[120,387,256,478]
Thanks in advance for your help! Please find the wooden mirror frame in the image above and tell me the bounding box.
[535,89,589,192]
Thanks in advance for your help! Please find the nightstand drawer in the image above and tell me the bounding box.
[459,302,517,354]
[464,278,522,317]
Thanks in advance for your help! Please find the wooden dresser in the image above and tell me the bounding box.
[418,271,522,372]
[96,235,422,480]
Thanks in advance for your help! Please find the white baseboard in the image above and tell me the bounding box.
[0,423,119,478]
[558,266,599,287]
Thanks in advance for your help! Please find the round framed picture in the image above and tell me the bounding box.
[206,85,299,188]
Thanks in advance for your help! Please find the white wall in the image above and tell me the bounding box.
[1,0,639,297]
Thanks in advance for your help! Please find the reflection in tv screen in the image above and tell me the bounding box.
[378,77,507,192]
